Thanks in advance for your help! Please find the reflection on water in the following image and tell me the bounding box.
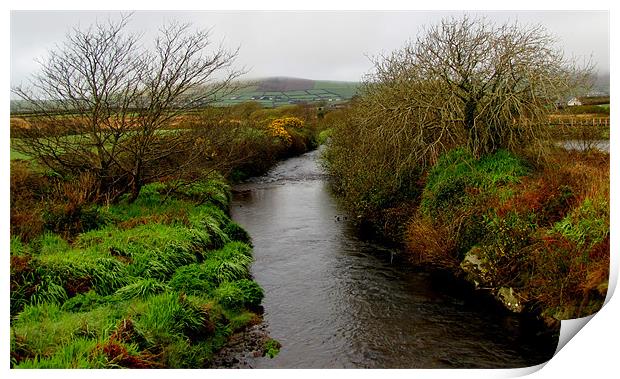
[231,149,558,368]
[559,140,609,152]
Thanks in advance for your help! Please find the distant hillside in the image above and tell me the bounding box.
[10,77,361,111]
[256,77,315,92]
[219,77,360,107]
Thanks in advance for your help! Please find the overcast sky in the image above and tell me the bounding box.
[10,10,609,86]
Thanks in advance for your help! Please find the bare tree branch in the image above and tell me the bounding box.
[11,15,246,203]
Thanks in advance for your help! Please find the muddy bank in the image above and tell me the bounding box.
[209,322,273,368]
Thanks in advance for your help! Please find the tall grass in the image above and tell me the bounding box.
[10,173,267,368]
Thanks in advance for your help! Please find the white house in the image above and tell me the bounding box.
[567,97,582,106]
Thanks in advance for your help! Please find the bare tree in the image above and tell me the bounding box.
[325,16,593,215]
[12,15,245,202]
[353,16,592,163]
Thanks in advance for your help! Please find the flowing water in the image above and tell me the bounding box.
[230,149,558,368]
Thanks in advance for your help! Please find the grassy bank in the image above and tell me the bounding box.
[10,177,273,368]
[405,148,609,319]
[10,102,324,368]
[325,143,609,321]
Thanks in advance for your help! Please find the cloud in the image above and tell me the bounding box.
[10,10,609,85]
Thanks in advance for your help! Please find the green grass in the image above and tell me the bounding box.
[10,176,264,368]
[551,196,609,248]
[317,128,333,145]
[313,80,360,99]
[420,148,529,218]
[263,339,281,358]
[11,148,32,160]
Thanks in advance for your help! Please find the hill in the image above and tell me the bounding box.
[10,77,361,112]
[218,77,360,107]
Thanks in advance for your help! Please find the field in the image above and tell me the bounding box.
[216,77,360,107]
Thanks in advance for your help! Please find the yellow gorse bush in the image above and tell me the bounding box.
[271,117,304,129]
[266,117,304,144]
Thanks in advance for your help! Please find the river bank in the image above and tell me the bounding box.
[10,176,273,368]
[325,144,609,324]
[9,104,325,368]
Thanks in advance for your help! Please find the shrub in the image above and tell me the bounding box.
[324,127,423,216]
[527,233,608,319]
[270,116,305,129]
[266,119,292,144]
[10,161,49,241]
[43,204,108,238]
[405,217,459,269]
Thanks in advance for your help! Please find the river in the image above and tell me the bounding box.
[230,148,558,368]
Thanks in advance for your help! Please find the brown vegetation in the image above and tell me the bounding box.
[11,16,245,203]
[403,148,609,319]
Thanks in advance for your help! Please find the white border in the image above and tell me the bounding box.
[3,1,616,378]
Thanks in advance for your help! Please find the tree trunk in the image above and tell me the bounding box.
[128,177,142,203]
[464,99,480,156]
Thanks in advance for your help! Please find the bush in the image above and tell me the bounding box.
[10,161,50,241]
[43,204,108,238]
[405,147,609,319]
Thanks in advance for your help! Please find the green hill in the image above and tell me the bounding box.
[218,77,360,107]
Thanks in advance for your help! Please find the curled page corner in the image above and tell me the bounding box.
[507,314,600,378]
[555,314,596,355]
